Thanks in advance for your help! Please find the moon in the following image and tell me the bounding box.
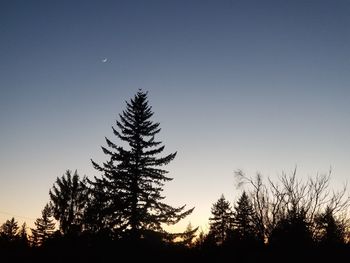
[102,58,108,63]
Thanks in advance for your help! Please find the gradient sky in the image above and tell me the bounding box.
[1,0,350,232]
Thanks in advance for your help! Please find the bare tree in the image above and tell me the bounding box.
[235,168,350,243]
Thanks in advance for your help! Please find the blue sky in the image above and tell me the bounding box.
[1,0,350,232]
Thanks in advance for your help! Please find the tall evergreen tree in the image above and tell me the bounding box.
[31,203,56,246]
[232,191,257,243]
[208,195,233,245]
[49,170,87,235]
[90,90,194,239]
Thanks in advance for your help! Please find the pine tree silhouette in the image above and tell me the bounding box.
[49,170,87,235]
[232,191,257,243]
[208,194,233,245]
[90,90,194,239]
[315,206,345,246]
[269,207,313,249]
[181,223,198,247]
[18,223,29,247]
[0,217,19,242]
[31,203,56,246]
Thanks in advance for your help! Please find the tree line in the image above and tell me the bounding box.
[1,90,350,262]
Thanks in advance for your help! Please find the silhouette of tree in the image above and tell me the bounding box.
[234,170,268,242]
[208,194,233,245]
[31,203,56,246]
[315,206,346,246]
[269,207,313,249]
[83,181,112,235]
[180,223,198,247]
[0,217,19,242]
[193,229,206,248]
[232,191,258,243]
[49,170,87,235]
[18,223,29,247]
[235,168,350,244]
[90,90,194,239]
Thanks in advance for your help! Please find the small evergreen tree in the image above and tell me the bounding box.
[31,203,56,246]
[232,191,257,243]
[50,170,87,235]
[90,90,194,239]
[315,206,345,246]
[18,222,29,247]
[208,195,233,245]
[193,229,206,249]
[181,223,198,247]
[0,217,19,242]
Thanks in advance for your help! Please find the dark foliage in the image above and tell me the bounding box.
[315,206,346,246]
[208,194,233,245]
[49,170,87,235]
[89,90,194,239]
[0,217,19,242]
[31,203,56,246]
[232,191,259,244]
[2,92,350,262]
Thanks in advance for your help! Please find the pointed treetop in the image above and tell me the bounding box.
[89,89,193,239]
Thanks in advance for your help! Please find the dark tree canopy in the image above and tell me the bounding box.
[232,191,257,243]
[208,194,233,245]
[31,203,56,246]
[315,206,346,246]
[269,207,313,249]
[0,217,19,242]
[180,223,198,247]
[49,170,87,235]
[18,223,29,247]
[90,90,194,239]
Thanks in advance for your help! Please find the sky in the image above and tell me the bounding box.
[1,0,350,233]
